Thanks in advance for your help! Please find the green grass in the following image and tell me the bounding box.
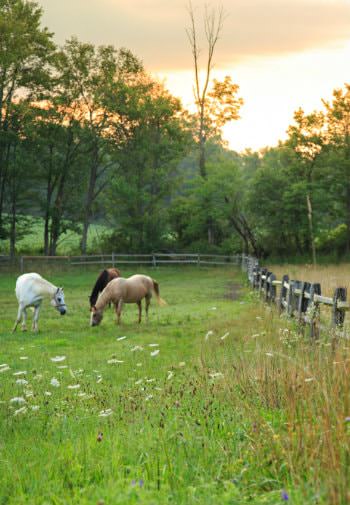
[0,267,349,504]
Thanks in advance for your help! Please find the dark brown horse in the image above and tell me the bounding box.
[89,268,121,308]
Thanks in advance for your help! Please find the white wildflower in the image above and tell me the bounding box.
[117,336,127,341]
[167,371,174,381]
[178,362,186,367]
[205,330,213,340]
[146,378,155,383]
[31,405,40,411]
[135,379,143,385]
[14,406,27,416]
[96,376,102,384]
[0,365,10,373]
[13,371,27,376]
[50,378,60,387]
[16,379,28,386]
[304,377,315,383]
[57,365,68,369]
[150,350,159,357]
[107,358,124,364]
[50,356,66,363]
[67,384,80,390]
[44,391,52,396]
[131,346,144,352]
[265,353,274,357]
[145,394,153,401]
[99,408,113,417]
[251,333,260,338]
[209,372,224,379]
[149,343,159,347]
[10,397,26,404]
[20,356,28,360]
[220,332,229,340]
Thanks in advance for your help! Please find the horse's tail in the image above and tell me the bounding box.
[152,280,167,306]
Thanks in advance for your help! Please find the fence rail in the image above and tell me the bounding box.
[241,254,349,337]
[17,253,241,272]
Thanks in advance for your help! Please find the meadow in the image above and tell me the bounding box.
[0,266,349,505]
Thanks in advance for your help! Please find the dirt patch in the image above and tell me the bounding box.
[225,281,243,301]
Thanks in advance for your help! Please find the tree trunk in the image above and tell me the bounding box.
[306,193,317,265]
[9,197,16,258]
[81,143,99,254]
[346,184,350,254]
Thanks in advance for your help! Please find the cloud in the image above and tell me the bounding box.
[38,0,350,70]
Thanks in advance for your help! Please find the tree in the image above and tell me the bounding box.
[0,0,55,237]
[186,2,242,178]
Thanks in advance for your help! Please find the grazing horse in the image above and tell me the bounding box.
[13,273,67,333]
[89,267,121,308]
[90,274,166,326]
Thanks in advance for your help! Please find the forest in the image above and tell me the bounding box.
[0,0,350,261]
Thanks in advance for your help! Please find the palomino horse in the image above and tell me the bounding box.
[13,273,67,332]
[89,267,121,308]
[90,274,166,326]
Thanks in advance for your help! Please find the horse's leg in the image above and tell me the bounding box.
[32,305,40,332]
[137,300,142,324]
[21,308,28,332]
[12,304,23,333]
[116,299,123,324]
[145,295,151,321]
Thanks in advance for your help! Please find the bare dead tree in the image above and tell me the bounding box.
[186,1,224,178]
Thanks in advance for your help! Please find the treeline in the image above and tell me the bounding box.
[0,1,349,261]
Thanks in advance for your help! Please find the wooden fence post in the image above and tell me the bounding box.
[264,271,272,302]
[269,273,277,303]
[112,252,115,268]
[309,283,321,339]
[152,255,156,267]
[278,274,289,313]
[20,256,24,273]
[286,280,294,317]
[332,287,347,328]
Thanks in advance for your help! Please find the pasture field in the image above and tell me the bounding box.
[0,266,349,505]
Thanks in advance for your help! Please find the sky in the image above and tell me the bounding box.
[37,0,350,152]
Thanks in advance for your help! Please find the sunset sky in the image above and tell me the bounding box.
[38,0,350,152]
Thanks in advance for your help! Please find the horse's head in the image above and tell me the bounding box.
[51,287,67,315]
[90,306,103,326]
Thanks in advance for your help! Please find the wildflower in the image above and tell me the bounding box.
[210,306,217,310]
[178,362,186,367]
[251,333,260,338]
[16,379,28,386]
[221,332,229,340]
[281,490,289,501]
[67,384,80,389]
[117,336,127,341]
[96,376,103,384]
[57,365,68,369]
[99,409,113,417]
[13,371,27,376]
[10,397,26,404]
[131,479,144,488]
[31,405,40,411]
[131,346,143,352]
[149,343,159,347]
[50,378,60,387]
[135,379,143,385]
[44,391,52,396]
[150,350,159,357]
[145,395,153,401]
[20,356,28,360]
[50,356,66,363]
[304,377,314,383]
[146,378,155,383]
[107,359,124,364]
[205,330,213,340]
[209,372,224,379]
[167,371,174,380]
[265,353,274,357]
[0,364,10,373]
[14,406,27,416]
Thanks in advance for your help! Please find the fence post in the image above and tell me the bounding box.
[286,280,294,317]
[269,273,277,303]
[198,254,201,267]
[309,283,321,339]
[112,252,115,268]
[278,274,289,313]
[264,271,272,302]
[152,255,156,267]
[331,287,347,328]
[20,256,24,273]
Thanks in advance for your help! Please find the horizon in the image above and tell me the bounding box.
[37,0,350,152]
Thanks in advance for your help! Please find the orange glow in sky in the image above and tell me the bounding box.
[38,0,350,152]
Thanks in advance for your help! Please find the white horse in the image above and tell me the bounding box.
[13,273,67,332]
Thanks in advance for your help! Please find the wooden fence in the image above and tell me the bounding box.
[17,253,240,272]
[241,254,350,337]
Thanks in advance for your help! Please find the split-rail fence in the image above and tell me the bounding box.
[241,254,350,337]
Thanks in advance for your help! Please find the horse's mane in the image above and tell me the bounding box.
[89,270,109,307]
